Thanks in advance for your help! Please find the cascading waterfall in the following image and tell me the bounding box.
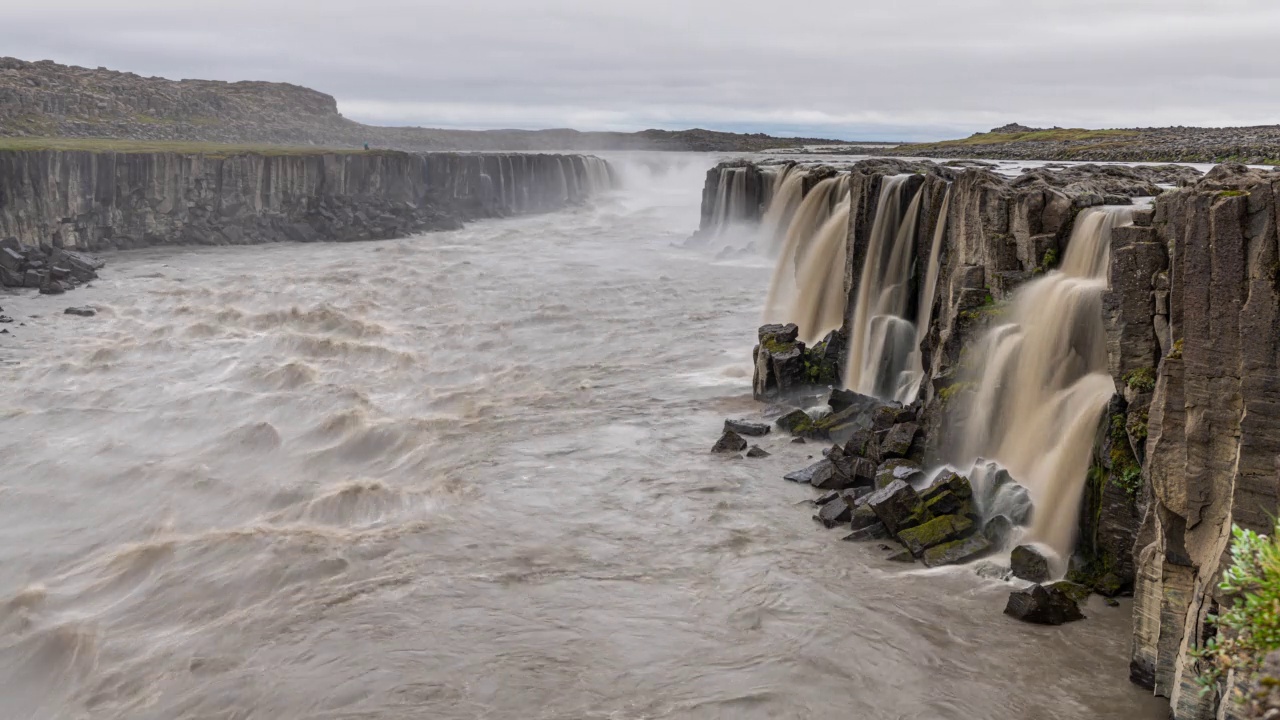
[844,176,925,400]
[789,195,852,344]
[895,186,951,404]
[953,206,1134,561]
[763,175,849,343]
[760,167,809,256]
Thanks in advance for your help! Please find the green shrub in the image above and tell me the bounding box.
[1124,367,1157,393]
[1196,521,1280,698]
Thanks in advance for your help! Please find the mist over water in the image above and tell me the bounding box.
[0,154,1162,720]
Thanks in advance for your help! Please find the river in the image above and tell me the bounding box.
[0,153,1168,719]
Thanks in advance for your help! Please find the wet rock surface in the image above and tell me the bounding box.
[1010,545,1051,583]
[1005,583,1085,625]
[711,430,748,454]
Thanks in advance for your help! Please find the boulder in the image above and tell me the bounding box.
[865,480,928,536]
[921,534,992,568]
[897,514,975,557]
[1004,583,1085,625]
[64,306,96,317]
[828,388,880,415]
[746,446,770,459]
[0,266,22,287]
[784,459,835,486]
[982,515,1016,547]
[0,247,22,272]
[922,471,974,501]
[1010,545,1051,583]
[849,503,881,531]
[753,324,807,400]
[1048,580,1092,605]
[874,458,925,490]
[843,523,891,541]
[712,430,748,454]
[923,489,967,516]
[879,422,919,458]
[775,409,820,437]
[849,457,878,487]
[814,490,840,506]
[725,419,770,437]
[843,427,881,463]
[814,494,855,528]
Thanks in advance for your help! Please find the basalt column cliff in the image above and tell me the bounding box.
[704,157,1280,719]
[0,149,613,290]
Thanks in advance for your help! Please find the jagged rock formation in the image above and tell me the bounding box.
[0,149,613,257]
[705,156,1280,717]
[0,57,840,152]
[1128,165,1280,719]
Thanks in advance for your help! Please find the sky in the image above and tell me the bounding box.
[3,0,1279,142]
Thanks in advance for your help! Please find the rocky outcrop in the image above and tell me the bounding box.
[0,57,840,152]
[0,149,613,257]
[1128,165,1280,719]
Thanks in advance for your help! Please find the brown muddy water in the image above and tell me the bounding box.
[0,154,1168,719]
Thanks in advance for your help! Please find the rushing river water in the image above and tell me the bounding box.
[0,154,1167,719]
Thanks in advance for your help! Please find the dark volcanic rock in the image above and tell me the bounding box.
[725,419,771,437]
[897,514,975,557]
[865,480,928,536]
[712,430,748,454]
[746,445,770,458]
[922,471,974,501]
[815,494,855,528]
[1004,584,1085,625]
[784,459,835,486]
[922,534,993,568]
[828,388,881,415]
[879,422,919,459]
[981,515,1016,547]
[1011,545,1051,583]
[874,459,925,490]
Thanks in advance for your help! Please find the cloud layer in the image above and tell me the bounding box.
[4,0,1277,140]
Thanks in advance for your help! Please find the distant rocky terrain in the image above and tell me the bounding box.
[0,57,840,152]
[884,123,1280,164]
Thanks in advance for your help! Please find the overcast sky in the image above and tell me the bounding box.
[3,0,1278,141]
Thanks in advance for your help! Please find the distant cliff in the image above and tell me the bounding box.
[0,57,840,152]
[883,124,1280,164]
[0,148,613,291]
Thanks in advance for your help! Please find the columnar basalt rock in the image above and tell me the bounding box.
[0,149,613,256]
[720,157,1280,717]
[1128,165,1280,719]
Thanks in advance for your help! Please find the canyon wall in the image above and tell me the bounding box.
[720,157,1277,718]
[1130,166,1280,719]
[0,149,612,290]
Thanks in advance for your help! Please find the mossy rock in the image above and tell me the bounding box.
[897,514,974,557]
[921,534,992,568]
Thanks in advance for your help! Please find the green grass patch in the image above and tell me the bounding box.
[910,128,1140,149]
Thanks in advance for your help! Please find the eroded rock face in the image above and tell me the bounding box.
[1127,166,1280,719]
[0,150,612,252]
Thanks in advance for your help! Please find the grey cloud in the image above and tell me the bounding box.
[3,0,1279,140]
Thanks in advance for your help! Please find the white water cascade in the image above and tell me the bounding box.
[760,166,808,255]
[952,206,1134,560]
[763,175,851,343]
[843,176,927,401]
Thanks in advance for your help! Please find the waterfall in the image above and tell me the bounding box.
[760,167,808,256]
[895,186,951,404]
[844,176,925,400]
[953,206,1133,561]
[790,196,852,344]
[763,175,845,341]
